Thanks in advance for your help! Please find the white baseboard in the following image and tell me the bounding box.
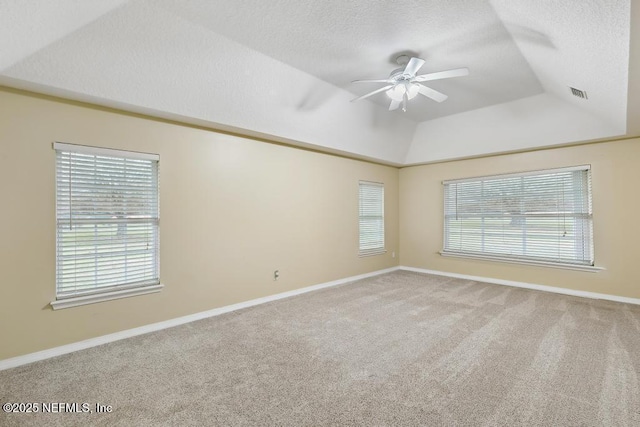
[0,266,400,371]
[399,266,640,306]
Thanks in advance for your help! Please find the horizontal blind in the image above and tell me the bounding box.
[443,166,593,266]
[359,181,384,255]
[55,144,160,298]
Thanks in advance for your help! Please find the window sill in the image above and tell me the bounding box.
[359,249,387,257]
[50,284,164,310]
[439,251,604,272]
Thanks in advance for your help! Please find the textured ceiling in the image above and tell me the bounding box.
[491,0,630,131]
[0,0,635,164]
[154,0,544,122]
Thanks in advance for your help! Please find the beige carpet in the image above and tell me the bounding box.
[1,271,640,426]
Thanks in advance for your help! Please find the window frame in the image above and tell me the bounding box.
[358,180,386,257]
[51,142,163,310]
[441,165,602,272]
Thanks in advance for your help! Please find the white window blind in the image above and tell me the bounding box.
[443,166,593,266]
[55,143,160,299]
[359,181,385,256]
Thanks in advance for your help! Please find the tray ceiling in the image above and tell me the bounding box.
[0,0,635,164]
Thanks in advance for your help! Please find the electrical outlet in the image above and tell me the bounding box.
[392,251,396,258]
[274,270,279,281]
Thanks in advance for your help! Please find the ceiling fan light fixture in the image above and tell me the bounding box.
[386,84,406,101]
[386,82,420,102]
[406,83,420,100]
[350,56,469,112]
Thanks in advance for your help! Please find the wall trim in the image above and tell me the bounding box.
[0,266,400,371]
[399,266,640,305]
[51,284,164,310]
[439,251,604,273]
[8,264,634,371]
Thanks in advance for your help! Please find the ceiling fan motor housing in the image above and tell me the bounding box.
[389,68,409,81]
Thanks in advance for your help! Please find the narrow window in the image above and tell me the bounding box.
[359,181,385,256]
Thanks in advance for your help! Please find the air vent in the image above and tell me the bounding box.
[569,87,588,99]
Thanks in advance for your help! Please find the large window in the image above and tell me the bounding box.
[359,181,385,256]
[53,143,161,308]
[443,166,593,268]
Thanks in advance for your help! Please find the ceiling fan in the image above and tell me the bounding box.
[351,55,469,112]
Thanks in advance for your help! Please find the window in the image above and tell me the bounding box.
[359,181,385,256]
[443,165,594,268]
[53,142,161,309]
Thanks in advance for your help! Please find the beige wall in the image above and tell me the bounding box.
[0,89,399,360]
[400,139,640,299]
[3,85,638,362]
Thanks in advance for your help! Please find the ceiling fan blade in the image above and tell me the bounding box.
[352,79,392,84]
[414,67,469,82]
[418,84,448,102]
[403,57,425,77]
[350,85,394,102]
[402,92,408,112]
[389,99,401,111]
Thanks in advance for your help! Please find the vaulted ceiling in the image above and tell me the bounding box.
[0,0,636,165]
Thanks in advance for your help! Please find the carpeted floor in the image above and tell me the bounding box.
[1,271,640,426]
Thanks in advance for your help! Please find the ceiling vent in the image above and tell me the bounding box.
[569,87,588,99]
